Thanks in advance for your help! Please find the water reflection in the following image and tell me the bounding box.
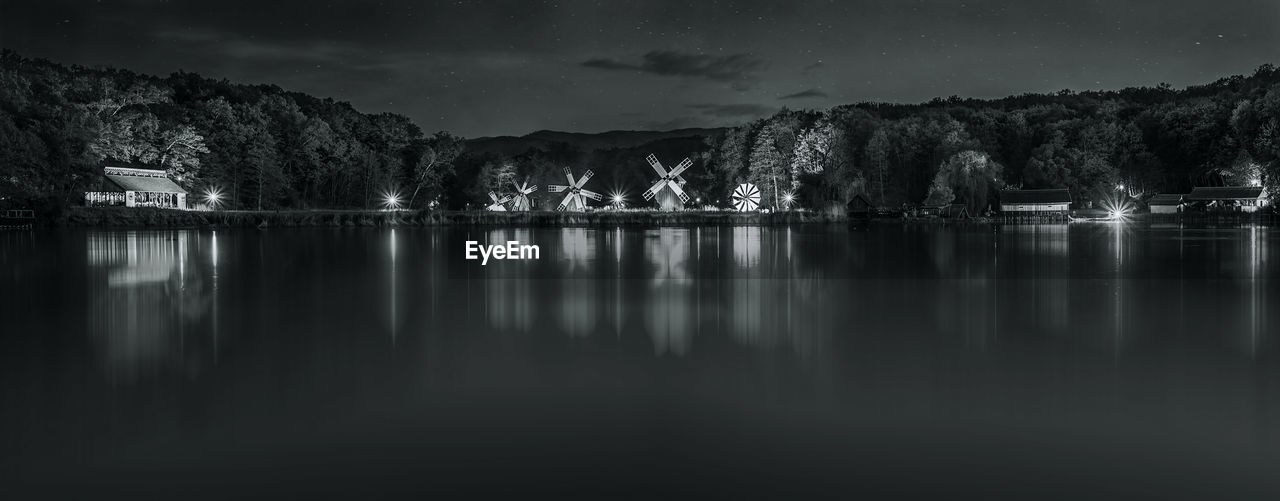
[485,229,535,332]
[86,231,216,383]
[559,228,597,336]
[644,228,693,355]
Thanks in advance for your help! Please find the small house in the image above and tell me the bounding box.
[85,166,188,210]
[1184,186,1266,213]
[846,194,873,217]
[999,189,1071,213]
[1147,193,1185,214]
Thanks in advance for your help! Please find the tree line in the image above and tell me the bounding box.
[3,48,1278,213]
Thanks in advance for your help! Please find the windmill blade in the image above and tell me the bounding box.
[548,185,568,193]
[645,154,668,176]
[575,169,594,187]
[642,179,668,200]
[667,158,693,178]
[526,185,538,193]
[580,189,604,201]
[498,194,514,204]
[563,166,575,186]
[667,179,691,203]
[557,192,576,211]
[489,191,500,203]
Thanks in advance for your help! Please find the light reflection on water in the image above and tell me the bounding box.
[61,225,1277,375]
[2,224,1278,497]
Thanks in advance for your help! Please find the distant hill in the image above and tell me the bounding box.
[466,127,724,156]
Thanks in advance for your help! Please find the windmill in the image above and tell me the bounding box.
[731,183,761,212]
[548,167,602,211]
[485,191,513,211]
[642,154,693,211]
[510,177,537,211]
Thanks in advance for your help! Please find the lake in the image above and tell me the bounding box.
[1,223,1277,499]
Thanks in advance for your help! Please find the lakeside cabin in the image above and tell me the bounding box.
[1147,193,1186,214]
[1184,186,1266,213]
[85,166,188,210]
[999,189,1071,222]
[845,194,873,219]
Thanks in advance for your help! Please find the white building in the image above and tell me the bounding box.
[85,166,188,210]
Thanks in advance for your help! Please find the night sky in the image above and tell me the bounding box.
[3,0,1278,137]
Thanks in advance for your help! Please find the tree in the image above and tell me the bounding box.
[155,124,209,184]
[409,131,463,209]
[925,150,1004,213]
[748,123,797,208]
[865,128,891,205]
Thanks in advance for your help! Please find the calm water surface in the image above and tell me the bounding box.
[1,224,1277,499]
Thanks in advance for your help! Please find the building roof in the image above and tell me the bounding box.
[103,166,187,194]
[1147,194,1185,205]
[1000,189,1071,204]
[1185,186,1263,201]
[846,194,873,209]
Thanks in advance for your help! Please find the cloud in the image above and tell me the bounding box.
[778,88,828,100]
[801,61,826,76]
[581,50,765,88]
[686,103,776,118]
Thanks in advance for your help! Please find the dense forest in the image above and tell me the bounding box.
[2,49,1278,213]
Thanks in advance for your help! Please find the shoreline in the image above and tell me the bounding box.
[52,206,850,228]
[21,207,1279,229]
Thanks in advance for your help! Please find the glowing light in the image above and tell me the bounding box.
[204,187,223,209]
[608,189,628,209]
[1115,183,1126,192]
[381,189,403,211]
[781,190,796,209]
[1100,193,1134,221]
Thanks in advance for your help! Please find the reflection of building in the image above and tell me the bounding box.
[85,166,188,209]
[87,231,215,382]
[1185,186,1266,213]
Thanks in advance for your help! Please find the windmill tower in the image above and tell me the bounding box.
[548,167,602,211]
[510,177,537,211]
[642,154,693,211]
[485,191,513,211]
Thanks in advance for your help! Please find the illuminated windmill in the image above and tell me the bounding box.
[548,167,602,211]
[485,191,513,211]
[731,183,761,212]
[642,154,693,211]
[510,177,537,211]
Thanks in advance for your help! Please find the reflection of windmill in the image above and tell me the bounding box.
[485,191,513,211]
[548,167,602,211]
[510,177,537,211]
[642,154,692,211]
[731,183,761,212]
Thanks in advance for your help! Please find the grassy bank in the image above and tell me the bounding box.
[56,207,848,228]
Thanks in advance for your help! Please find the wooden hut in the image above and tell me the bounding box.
[1147,193,1185,214]
[999,188,1071,222]
[1184,186,1266,213]
[846,194,873,219]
